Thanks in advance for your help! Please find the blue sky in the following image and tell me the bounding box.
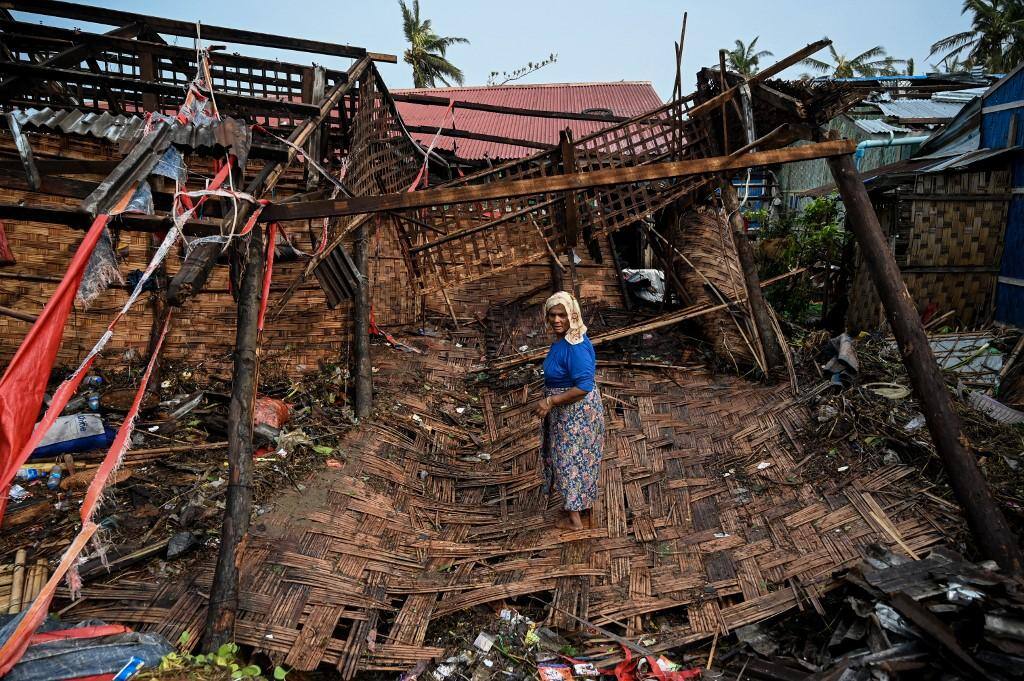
[18,1,974,98]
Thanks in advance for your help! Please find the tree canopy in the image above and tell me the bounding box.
[399,0,470,88]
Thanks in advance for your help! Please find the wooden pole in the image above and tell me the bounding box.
[353,218,372,419]
[719,180,787,376]
[202,225,266,651]
[826,152,1022,574]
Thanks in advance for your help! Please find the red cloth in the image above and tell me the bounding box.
[0,221,15,266]
[0,214,109,520]
[0,314,171,675]
[257,222,278,332]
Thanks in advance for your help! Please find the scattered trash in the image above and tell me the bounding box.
[254,396,291,429]
[30,413,116,458]
[472,631,495,652]
[965,389,1024,424]
[864,382,911,400]
[903,413,926,432]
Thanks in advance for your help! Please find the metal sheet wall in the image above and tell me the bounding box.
[983,67,1024,327]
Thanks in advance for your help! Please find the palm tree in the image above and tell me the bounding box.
[726,37,773,76]
[399,0,469,88]
[929,0,1024,72]
[802,43,905,78]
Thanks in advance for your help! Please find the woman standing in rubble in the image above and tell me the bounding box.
[535,291,605,530]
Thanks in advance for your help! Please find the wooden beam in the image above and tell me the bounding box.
[559,129,580,248]
[353,219,372,418]
[0,20,350,79]
[0,157,122,175]
[260,139,856,223]
[0,201,220,234]
[0,61,321,117]
[403,124,553,151]
[202,223,264,651]
[826,151,1023,575]
[720,179,787,375]
[0,20,143,96]
[4,0,396,62]
[490,268,804,371]
[392,92,629,123]
[167,57,371,307]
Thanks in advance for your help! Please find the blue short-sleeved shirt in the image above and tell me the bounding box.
[542,335,596,392]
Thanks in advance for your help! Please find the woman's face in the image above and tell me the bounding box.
[547,303,569,336]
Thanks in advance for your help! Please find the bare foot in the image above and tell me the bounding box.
[555,511,585,530]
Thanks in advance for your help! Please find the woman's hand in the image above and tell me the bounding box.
[535,396,553,419]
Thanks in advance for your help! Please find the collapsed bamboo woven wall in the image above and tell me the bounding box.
[668,208,756,366]
[848,168,1011,330]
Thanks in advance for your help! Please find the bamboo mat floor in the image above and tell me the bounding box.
[64,331,947,676]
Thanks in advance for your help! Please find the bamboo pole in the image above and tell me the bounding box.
[719,180,787,377]
[826,152,1023,574]
[8,550,25,614]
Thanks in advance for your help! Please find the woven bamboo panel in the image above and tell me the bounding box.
[66,331,945,675]
[848,169,1010,331]
[0,185,352,377]
[393,95,713,295]
[909,171,1010,268]
[429,235,624,320]
[668,208,756,365]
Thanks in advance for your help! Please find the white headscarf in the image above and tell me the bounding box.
[544,291,588,345]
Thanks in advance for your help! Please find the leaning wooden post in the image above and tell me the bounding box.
[827,152,1023,574]
[353,218,372,419]
[202,224,266,650]
[719,179,787,377]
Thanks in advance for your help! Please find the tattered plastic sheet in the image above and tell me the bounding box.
[152,146,187,184]
[75,228,123,308]
[929,335,1003,387]
[622,268,665,304]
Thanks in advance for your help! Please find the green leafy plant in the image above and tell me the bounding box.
[149,639,285,680]
[752,195,848,325]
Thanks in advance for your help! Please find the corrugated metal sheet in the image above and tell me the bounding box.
[986,64,1024,327]
[10,107,252,164]
[919,146,1017,172]
[852,119,913,135]
[393,81,663,160]
[876,99,965,121]
[933,88,987,103]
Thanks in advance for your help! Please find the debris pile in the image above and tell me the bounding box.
[716,546,1024,680]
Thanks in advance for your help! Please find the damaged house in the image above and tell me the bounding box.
[0,2,1020,680]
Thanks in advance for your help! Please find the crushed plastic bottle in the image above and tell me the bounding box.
[46,465,63,490]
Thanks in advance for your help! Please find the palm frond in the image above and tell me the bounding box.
[801,57,831,73]
[929,30,977,57]
[852,46,887,62]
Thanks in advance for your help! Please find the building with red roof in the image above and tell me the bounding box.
[393,81,662,163]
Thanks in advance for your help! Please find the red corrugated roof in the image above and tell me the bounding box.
[393,81,662,161]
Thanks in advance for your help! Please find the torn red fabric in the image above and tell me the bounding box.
[0,313,171,675]
[257,222,278,332]
[0,221,15,266]
[0,214,109,520]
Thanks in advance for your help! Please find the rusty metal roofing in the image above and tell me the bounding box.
[9,107,252,164]
[393,81,662,160]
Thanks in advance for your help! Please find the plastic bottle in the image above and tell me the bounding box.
[83,375,104,388]
[15,468,43,482]
[61,393,101,415]
[46,465,63,491]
